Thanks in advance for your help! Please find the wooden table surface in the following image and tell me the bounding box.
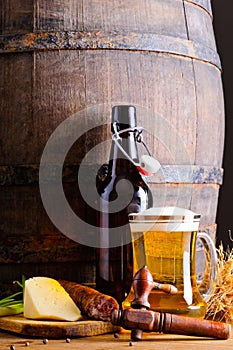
[1,328,233,350]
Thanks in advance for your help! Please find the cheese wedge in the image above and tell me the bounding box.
[24,277,82,321]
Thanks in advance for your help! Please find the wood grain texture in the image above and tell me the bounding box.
[184,0,212,16]
[0,0,224,286]
[0,0,186,36]
[0,315,119,338]
[0,328,233,349]
[0,50,223,164]
[184,0,215,48]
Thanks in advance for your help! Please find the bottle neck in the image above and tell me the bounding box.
[109,130,139,175]
[111,105,136,133]
[109,105,140,173]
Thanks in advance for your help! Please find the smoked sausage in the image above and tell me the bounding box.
[59,280,119,321]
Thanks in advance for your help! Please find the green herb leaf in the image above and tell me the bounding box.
[0,276,25,316]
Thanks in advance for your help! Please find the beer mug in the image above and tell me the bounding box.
[123,206,217,318]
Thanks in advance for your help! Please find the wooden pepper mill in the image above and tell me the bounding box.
[111,266,231,340]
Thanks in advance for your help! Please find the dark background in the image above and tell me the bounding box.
[212,0,233,249]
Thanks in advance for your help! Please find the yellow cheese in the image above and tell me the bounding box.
[24,277,82,321]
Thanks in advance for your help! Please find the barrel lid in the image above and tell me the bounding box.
[129,206,200,223]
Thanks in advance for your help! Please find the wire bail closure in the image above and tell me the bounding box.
[112,123,161,176]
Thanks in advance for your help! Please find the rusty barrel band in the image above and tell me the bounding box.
[0,165,223,186]
[184,0,212,16]
[0,31,221,70]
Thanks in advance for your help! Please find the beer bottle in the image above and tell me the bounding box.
[96,105,153,307]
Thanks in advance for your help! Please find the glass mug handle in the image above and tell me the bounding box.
[196,232,217,300]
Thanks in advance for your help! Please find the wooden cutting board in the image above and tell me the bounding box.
[0,314,120,338]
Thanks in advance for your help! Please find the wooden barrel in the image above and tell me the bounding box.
[0,0,224,288]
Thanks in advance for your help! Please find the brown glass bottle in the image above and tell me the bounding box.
[96,105,153,308]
